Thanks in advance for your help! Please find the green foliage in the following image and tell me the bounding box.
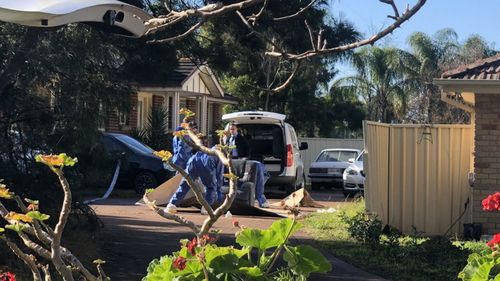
[283,245,332,278]
[26,211,50,221]
[342,211,382,245]
[132,106,172,151]
[236,218,302,250]
[303,200,474,281]
[458,252,500,281]
[144,218,331,280]
[5,223,28,234]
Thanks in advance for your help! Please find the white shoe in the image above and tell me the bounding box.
[200,207,208,215]
[165,203,177,214]
[260,201,270,208]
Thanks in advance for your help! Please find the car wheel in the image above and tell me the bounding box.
[134,171,158,195]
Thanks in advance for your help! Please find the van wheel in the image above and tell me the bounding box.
[134,171,158,195]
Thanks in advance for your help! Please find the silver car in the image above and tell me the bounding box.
[308,149,361,190]
[342,152,365,197]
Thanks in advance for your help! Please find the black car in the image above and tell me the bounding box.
[101,133,174,194]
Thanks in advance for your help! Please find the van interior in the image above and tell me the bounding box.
[237,124,284,174]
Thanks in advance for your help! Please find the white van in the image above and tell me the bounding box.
[222,111,308,194]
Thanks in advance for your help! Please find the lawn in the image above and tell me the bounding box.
[301,199,488,281]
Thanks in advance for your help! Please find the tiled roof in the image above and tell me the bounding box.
[441,53,500,80]
[163,58,200,86]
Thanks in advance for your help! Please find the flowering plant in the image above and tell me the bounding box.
[459,192,500,280]
[0,272,16,281]
[143,218,331,280]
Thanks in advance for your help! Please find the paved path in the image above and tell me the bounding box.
[91,191,387,281]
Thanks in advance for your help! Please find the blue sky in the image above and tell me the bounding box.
[330,0,500,76]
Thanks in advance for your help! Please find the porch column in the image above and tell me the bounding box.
[173,91,180,127]
[474,94,500,234]
[200,95,208,135]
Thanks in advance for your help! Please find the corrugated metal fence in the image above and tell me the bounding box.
[364,121,473,236]
[298,137,364,183]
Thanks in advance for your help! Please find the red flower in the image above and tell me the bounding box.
[201,234,215,244]
[482,192,500,211]
[172,256,187,271]
[487,233,500,250]
[0,272,16,281]
[186,237,197,256]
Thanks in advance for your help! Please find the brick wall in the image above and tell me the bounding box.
[152,95,164,108]
[474,94,500,234]
[212,103,222,130]
[105,92,137,133]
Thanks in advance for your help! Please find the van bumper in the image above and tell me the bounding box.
[267,176,295,186]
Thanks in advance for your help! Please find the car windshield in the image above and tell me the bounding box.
[114,134,154,155]
[357,153,364,162]
[317,150,358,162]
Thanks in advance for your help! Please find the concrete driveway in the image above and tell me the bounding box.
[90,191,386,281]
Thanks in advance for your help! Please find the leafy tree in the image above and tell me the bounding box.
[338,46,411,123]
[197,0,360,136]
[404,29,496,123]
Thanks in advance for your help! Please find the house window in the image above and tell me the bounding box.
[118,110,128,126]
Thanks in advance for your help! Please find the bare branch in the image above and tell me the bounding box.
[317,29,324,50]
[1,236,43,281]
[236,11,284,54]
[147,21,205,44]
[143,194,201,233]
[200,162,237,236]
[145,0,262,34]
[41,265,52,281]
[272,61,301,92]
[265,0,427,60]
[274,0,318,22]
[248,0,268,26]
[379,0,400,19]
[18,232,51,260]
[304,20,317,51]
[50,169,75,281]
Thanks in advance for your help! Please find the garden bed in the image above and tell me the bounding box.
[302,199,488,281]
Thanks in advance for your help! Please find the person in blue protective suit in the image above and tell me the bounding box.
[165,137,224,214]
[254,161,270,208]
[171,121,197,169]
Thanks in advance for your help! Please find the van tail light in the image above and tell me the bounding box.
[286,144,293,167]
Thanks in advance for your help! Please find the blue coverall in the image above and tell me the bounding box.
[169,150,224,206]
[171,126,192,169]
[255,161,269,206]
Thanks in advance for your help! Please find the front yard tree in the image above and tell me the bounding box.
[144,0,427,91]
[194,0,359,136]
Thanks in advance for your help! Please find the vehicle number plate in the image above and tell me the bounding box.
[328,168,341,173]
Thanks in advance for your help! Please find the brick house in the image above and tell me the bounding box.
[104,58,238,140]
[435,53,500,234]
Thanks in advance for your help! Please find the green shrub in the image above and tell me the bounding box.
[342,211,382,245]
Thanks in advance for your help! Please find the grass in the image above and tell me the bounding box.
[302,199,488,281]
